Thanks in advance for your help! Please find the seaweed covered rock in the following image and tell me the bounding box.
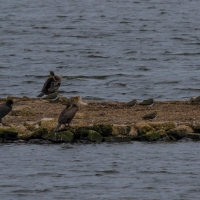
[0,127,18,140]
[42,130,74,143]
[135,121,154,136]
[92,124,113,137]
[148,121,176,131]
[80,130,104,142]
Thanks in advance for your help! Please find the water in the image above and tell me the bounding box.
[0,141,200,200]
[0,0,200,101]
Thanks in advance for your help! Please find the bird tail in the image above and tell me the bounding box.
[55,123,61,131]
[37,92,45,97]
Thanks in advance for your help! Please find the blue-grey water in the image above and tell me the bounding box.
[1,1,200,199]
[1,142,200,200]
[1,0,200,101]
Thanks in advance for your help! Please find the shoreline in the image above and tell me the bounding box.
[0,96,200,143]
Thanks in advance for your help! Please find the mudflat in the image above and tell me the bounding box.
[1,96,199,127]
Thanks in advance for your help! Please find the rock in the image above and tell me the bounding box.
[42,130,74,143]
[90,124,113,137]
[80,130,104,142]
[0,127,18,140]
[16,126,35,140]
[192,123,200,133]
[167,125,193,139]
[187,133,200,140]
[76,124,113,137]
[31,127,49,139]
[135,121,154,135]
[143,132,161,141]
[129,126,138,137]
[148,121,176,131]
[112,125,131,136]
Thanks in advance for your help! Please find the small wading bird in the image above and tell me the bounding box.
[126,99,137,107]
[142,111,157,120]
[139,98,154,108]
[0,99,14,125]
[55,101,79,131]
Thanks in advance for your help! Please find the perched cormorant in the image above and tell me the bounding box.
[55,101,79,131]
[37,71,62,97]
[142,111,157,120]
[0,99,13,125]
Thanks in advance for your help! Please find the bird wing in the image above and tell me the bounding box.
[0,104,12,119]
[41,77,54,92]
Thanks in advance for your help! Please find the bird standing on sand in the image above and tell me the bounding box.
[55,101,79,131]
[139,98,154,107]
[37,71,62,97]
[126,99,137,107]
[142,111,157,120]
[0,100,13,125]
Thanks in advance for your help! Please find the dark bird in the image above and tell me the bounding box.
[139,98,154,107]
[126,99,137,107]
[0,100,14,125]
[37,71,62,97]
[55,101,79,131]
[142,111,157,120]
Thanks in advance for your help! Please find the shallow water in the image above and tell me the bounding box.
[1,142,200,200]
[1,0,200,101]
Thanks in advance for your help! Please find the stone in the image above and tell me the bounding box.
[80,130,104,142]
[42,130,74,143]
[135,121,154,135]
[148,121,176,131]
[187,133,200,140]
[167,125,193,139]
[129,126,138,137]
[112,124,131,136]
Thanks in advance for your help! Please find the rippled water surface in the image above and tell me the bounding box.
[1,142,200,200]
[1,0,200,101]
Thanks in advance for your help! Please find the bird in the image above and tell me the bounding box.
[37,71,62,97]
[142,111,157,120]
[55,101,79,131]
[43,92,58,100]
[139,98,154,107]
[126,99,137,107]
[0,99,14,125]
[189,96,200,104]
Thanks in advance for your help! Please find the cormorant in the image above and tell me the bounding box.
[37,71,62,97]
[0,99,13,125]
[55,101,79,131]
